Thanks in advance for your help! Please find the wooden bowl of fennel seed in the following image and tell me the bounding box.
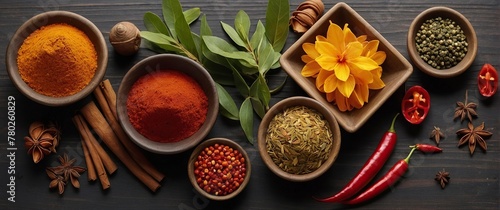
[257,96,341,182]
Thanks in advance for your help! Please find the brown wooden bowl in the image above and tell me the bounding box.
[188,138,251,201]
[280,2,413,133]
[116,54,219,155]
[257,96,341,182]
[5,11,107,106]
[407,6,477,78]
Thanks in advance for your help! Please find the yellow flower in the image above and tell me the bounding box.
[301,21,386,111]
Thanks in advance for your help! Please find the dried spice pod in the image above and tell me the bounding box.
[290,0,324,33]
[24,121,60,163]
[109,21,141,56]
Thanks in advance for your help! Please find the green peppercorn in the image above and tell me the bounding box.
[415,17,468,70]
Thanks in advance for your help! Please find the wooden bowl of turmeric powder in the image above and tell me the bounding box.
[117,54,219,155]
[6,11,107,106]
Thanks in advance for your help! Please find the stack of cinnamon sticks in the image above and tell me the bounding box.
[73,80,165,192]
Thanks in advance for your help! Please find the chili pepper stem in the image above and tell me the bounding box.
[405,148,416,163]
[388,113,400,133]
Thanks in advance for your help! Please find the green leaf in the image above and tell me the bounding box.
[226,61,250,97]
[143,12,170,36]
[250,97,265,119]
[250,20,266,51]
[162,0,178,39]
[256,37,276,75]
[235,10,251,42]
[183,7,201,25]
[240,98,254,144]
[215,83,239,120]
[270,52,282,69]
[249,74,270,109]
[265,0,289,52]
[200,14,212,36]
[170,1,198,58]
[221,21,246,48]
[203,36,256,66]
[140,31,181,53]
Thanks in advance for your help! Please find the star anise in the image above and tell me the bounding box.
[454,90,477,122]
[435,169,450,189]
[429,126,444,145]
[456,122,492,155]
[46,154,86,194]
[47,168,65,195]
[24,121,54,163]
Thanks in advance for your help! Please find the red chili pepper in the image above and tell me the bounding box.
[410,144,442,153]
[315,114,399,203]
[401,85,430,124]
[342,148,416,205]
[477,63,498,97]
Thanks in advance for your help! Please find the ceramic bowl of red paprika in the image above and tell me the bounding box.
[6,11,108,106]
[257,96,341,182]
[407,6,478,78]
[117,54,219,155]
[188,138,251,200]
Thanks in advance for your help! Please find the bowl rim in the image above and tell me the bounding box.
[5,10,107,106]
[407,6,477,78]
[280,2,413,133]
[116,54,219,155]
[187,138,251,200]
[257,96,341,182]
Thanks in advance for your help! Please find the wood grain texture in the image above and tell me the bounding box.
[1,0,499,209]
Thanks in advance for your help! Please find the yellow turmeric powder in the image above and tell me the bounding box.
[17,23,97,97]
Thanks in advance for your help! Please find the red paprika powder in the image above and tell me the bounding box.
[126,70,208,143]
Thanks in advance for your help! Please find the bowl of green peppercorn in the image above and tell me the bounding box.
[407,6,477,78]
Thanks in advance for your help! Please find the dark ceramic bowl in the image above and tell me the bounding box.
[257,96,341,182]
[117,54,219,155]
[5,11,107,106]
[188,138,251,200]
[407,6,477,78]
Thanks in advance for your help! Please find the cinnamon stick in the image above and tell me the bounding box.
[81,139,97,182]
[73,115,111,190]
[100,80,117,119]
[94,80,165,182]
[80,101,161,192]
[74,115,117,175]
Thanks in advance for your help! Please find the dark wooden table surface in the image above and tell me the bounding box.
[1,0,499,209]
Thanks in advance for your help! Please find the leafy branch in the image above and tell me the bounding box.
[140,0,289,144]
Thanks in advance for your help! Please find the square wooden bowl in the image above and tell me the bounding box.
[280,2,413,133]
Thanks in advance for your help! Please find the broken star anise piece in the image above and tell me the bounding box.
[454,90,478,122]
[456,122,492,155]
[435,169,450,189]
[430,126,445,145]
[47,153,86,194]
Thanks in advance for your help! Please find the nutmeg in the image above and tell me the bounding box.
[109,21,141,56]
[290,0,325,33]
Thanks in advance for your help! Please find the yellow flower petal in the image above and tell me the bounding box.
[334,62,350,81]
[361,40,379,57]
[316,35,327,42]
[348,89,364,109]
[301,61,322,77]
[337,75,356,97]
[301,55,313,63]
[349,56,379,71]
[316,54,339,71]
[326,21,345,52]
[344,42,363,60]
[326,92,335,102]
[370,51,387,65]
[335,90,352,111]
[350,66,374,84]
[315,41,340,57]
[316,69,334,91]
[343,23,357,44]
[324,73,339,93]
[302,43,320,59]
[368,73,385,89]
[356,83,370,102]
[357,35,367,43]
